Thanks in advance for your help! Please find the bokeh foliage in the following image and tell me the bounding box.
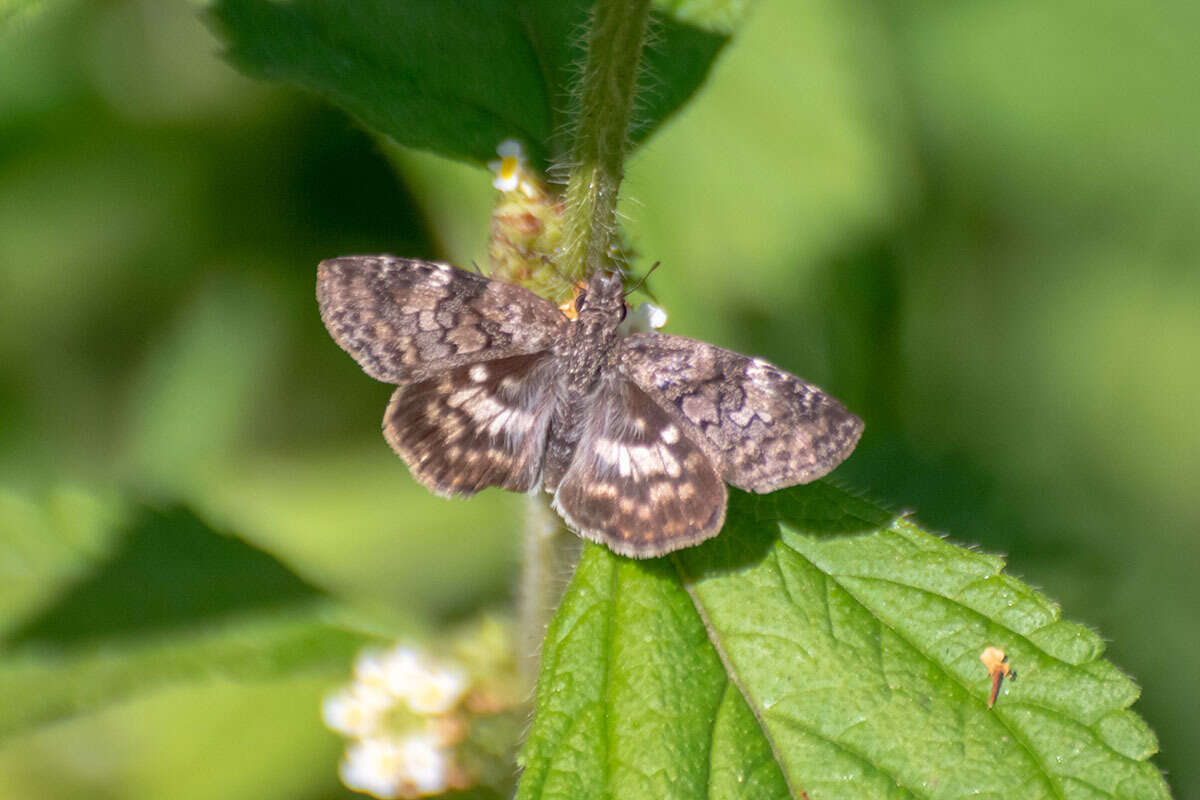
[1,0,1197,798]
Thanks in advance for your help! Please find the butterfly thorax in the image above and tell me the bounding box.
[557,271,625,392]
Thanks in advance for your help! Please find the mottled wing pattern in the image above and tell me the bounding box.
[553,375,726,558]
[317,255,568,383]
[618,333,863,493]
[384,352,558,497]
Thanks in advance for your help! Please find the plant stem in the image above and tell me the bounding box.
[519,0,652,686]
[558,0,652,281]
[518,494,578,690]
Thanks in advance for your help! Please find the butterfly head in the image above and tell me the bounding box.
[573,271,627,330]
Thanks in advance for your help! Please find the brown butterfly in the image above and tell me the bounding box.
[318,256,862,557]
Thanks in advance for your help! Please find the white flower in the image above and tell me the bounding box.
[353,648,396,692]
[327,642,472,796]
[488,140,526,192]
[322,685,391,739]
[404,663,467,714]
[344,643,470,717]
[340,737,405,799]
[491,158,520,192]
[340,734,451,799]
[379,646,468,715]
[496,139,524,160]
[376,646,423,695]
[618,302,668,336]
[488,139,538,195]
[396,732,452,794]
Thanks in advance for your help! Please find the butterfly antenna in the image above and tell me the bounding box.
[626,261,661,301]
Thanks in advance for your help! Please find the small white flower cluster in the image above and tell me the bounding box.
[323,645,469,799]
[488,139,538,198]
[618,301,669,336]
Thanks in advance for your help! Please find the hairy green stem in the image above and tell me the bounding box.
[519,495,579,690]
[519,0,652,685]
[558,0,652,281]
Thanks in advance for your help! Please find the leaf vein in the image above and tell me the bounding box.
[816,567,1069,800]
[769,712,922,799]
[841,574,1098,672]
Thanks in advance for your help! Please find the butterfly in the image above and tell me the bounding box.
[317,256,862,558]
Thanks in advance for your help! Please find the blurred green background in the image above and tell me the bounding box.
[1,0,1197,797]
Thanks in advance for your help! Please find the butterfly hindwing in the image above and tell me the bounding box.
[384,352,558,496]
[552,375,726,558]
[617,333,863,493]
[318,255,568,383]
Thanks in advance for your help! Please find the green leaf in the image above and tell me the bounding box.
[0,0,43,29]
[5,505,324,649]
[0,503,379,736]
[207,0,730,169]
[516,544,787,800]
[519,484,1170,799]
[0,611,370,737]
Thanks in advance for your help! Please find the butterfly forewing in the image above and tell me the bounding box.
[384,352,558,496]
[552,375,726,558]
[617,333,863,493]
[317,255,567,383]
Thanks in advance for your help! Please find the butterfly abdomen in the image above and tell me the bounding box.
[542,388,589,492]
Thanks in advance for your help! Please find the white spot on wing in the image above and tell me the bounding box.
[594,438,622,465]
[448,387,480,408]
[617,447,632,477]
[628,445,660,475]
[649,483,674,503]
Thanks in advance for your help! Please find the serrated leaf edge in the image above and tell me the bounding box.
[679,519,1166,800]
